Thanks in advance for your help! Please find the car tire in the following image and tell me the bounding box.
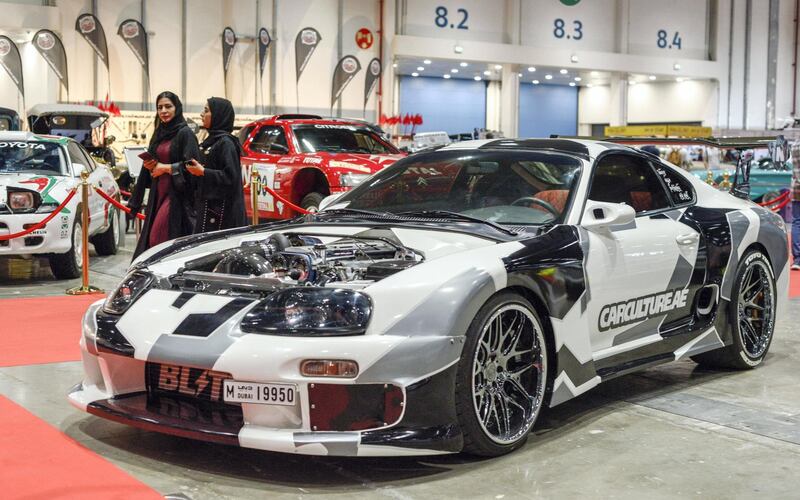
[300,192,325,213]
[92,208,119,256]
[691,250,776,369]
[455,292,549,457]
[49,220,82,280]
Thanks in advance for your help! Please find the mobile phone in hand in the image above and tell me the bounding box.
[137,151,155,162]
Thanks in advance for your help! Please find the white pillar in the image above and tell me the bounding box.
[609,73,628,126]
[500,64,519,138]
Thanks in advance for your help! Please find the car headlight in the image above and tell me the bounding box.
[102,270,153,314]
[9,191,34,210]
[339,172,370,187]
[240,288,372,336]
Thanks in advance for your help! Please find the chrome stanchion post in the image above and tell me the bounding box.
[67,171,104,295]
[250,168,260,225]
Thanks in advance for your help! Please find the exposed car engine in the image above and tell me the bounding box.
[169,231,422,296]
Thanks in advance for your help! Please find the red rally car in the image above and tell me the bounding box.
[238,115,404,219]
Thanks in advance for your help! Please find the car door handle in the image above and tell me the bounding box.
[676,233,699,245]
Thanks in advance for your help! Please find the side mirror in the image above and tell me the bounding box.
[319,192,344,211]
[581,200,635,231]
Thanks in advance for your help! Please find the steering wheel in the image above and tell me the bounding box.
[510,196,560,217]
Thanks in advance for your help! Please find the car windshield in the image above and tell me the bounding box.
[333,150,582,225]
[293,124,397,154]
[0,141,67,176]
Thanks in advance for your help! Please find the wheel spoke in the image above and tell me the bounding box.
[480,393,494,426]
[502,312,521,355]
[495,394,511,438]
[506,376,534,402]
[740,319,759,345]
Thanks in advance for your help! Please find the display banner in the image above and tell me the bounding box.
[258,27,271,76]
[75,13,109,70]
[295,27,321,81]
[222,27,237,77]
[117,19,149,74]
[363,58,381,108]
[0,36,24,97]
[331,55,361,109]
[33,30,68,93]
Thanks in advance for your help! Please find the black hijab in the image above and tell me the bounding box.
[200,97,241,154]
[148,91,189,155]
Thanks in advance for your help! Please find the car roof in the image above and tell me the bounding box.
[438,138,631,159]
[248,114,376,128]
[27,103,108,117]
[0,131,72,144]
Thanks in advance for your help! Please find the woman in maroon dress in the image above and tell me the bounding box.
[128,91,200,259]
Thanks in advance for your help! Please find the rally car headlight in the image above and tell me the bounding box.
[240,288,372,336]
[339,172,370,187]
[103,270,153,314]
[9,191,34,210]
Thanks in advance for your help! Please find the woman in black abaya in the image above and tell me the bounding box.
[186,97,247,232]
[128,91,200,259]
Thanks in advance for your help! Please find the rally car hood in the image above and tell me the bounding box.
[277,152,404,175]
[0,173,74,203]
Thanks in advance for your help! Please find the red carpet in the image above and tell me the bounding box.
[791,270,800,298]
[0,395,160,499]
[0,295,104,367]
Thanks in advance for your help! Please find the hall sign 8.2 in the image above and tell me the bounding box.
[552,18,583,40]
[434,6,469,30]
[657,30,682,50]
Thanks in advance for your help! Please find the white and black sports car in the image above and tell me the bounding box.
[69,138,789,457]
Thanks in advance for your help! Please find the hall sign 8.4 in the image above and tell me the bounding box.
[552,18,583,40]
[434,6,469,30]
[657,30,682,49]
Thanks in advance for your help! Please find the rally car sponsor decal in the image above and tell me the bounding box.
[598,288,690,332]
[0,142,46,149]
[329,160,372,173]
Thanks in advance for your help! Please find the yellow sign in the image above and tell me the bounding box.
[666,125,712,138]
[604,125,668,137]
[604,124,712,138]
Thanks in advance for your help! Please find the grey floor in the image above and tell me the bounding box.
[1,237,799,499]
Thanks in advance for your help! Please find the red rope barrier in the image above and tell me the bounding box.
[771,195,792,212]
[0,188,78,241]
[93,186,145,220]
[758,191,789,206]
[260,185,311,215]
[119,189,132,197]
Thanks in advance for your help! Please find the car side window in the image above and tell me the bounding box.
[250,125,289,154]
[652,162,695,205]
[66,142,93,174]
[588,154,671,214]
[237,125,254,146]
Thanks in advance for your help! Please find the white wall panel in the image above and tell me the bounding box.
[403,0,508,43]
[520,0,617,52]
[746,0,769,128]
[627,80,717,125]
[144,0,182,108]
[627,0,709,60]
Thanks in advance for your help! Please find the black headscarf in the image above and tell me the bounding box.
[200,97,241,154]
[148,91,189,155]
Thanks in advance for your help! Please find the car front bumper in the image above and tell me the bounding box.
[0,211,73,255]
[68,299,465,456]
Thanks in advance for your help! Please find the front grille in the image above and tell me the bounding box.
[0,222,7,229]
[24,236,43,246]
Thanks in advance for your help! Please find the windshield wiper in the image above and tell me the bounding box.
[318,208,394,218]
[396,210,518,236]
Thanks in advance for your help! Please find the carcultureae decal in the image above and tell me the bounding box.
[598,288,689,332]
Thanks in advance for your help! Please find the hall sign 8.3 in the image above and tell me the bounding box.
[552,18,583,40]
[434,6,469,30]
[657,30,682,49]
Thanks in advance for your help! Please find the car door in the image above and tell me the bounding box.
[243,125,290,218]
[67,142,105,235]
[580,153,700,367]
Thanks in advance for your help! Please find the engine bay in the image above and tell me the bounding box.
[169,231,422,296]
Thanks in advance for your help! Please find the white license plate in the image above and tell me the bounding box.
[223,380,296,406]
